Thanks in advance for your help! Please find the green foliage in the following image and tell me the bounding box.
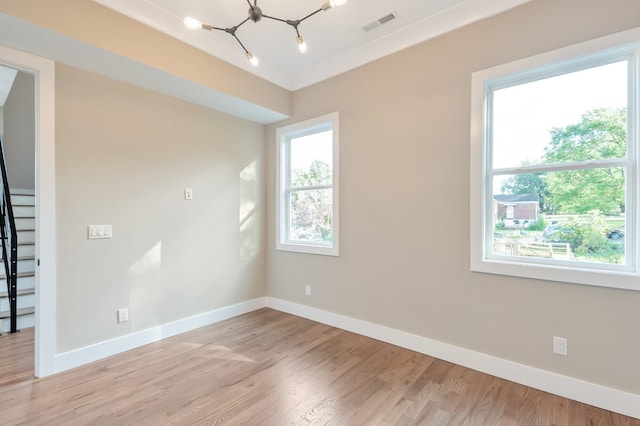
[501,172,549,212]
[290,160,333,242]
[575,245,624,264]
[495,221,506,230]
[293,160,332,187]
[525,216,546,231]
[543,108,626,214]
[501,108,626,215]
[560,212,620,262]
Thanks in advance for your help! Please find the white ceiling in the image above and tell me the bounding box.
[0,0,530,124]
[93,0,530,90]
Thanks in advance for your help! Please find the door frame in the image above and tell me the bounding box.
[0,44,56,377]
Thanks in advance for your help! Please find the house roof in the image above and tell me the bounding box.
[493,193,539,203]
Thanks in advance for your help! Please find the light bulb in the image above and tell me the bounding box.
[322,0,347,10]
[297,36,308,53]
[183,17,202,30]
[246,52,259,67]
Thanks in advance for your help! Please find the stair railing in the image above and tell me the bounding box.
[0,136,18,333]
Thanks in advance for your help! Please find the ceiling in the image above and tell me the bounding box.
[93,0,530,91]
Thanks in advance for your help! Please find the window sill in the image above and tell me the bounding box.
[276,241,339,256]
[471,256,640,291]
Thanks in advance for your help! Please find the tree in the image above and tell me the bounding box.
[543,107,626,214]
[559,211,623,264]
[500,170,549,212]
[290,160,333,242]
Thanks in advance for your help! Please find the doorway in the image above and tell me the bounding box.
[1,66,35,337]
[0,44,56,378]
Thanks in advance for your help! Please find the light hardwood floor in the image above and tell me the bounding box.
[0,308,638,425]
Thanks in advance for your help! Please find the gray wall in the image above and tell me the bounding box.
[3,71,35,190]
[56,64,266,352]
[266,0,640,394]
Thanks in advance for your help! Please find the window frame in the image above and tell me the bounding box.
[470,28,640,290]
[276,112,340,256]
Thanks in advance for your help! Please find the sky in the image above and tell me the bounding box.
[290,130,333,172]
[492,60,628,170]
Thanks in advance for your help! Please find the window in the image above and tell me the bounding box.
[276,112,339,256]
[470,29,640,290]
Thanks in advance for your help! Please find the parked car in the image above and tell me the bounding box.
[607,228,624,240]
[543,225,570,242]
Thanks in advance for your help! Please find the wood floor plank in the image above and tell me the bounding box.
[0,308,638,425]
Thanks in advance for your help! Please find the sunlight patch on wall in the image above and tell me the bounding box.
[129,241,162,276]
[239,160,259,264]
[129,241,163,327]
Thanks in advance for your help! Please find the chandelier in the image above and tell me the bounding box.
[183,0,348,67]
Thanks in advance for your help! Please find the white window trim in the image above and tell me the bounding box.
[470,27,640,291]
[276,112,339,256]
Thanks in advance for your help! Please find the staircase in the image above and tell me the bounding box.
[0,190,35,333]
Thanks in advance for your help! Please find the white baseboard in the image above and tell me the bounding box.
[54,297,267,373]
[266,297,640,420]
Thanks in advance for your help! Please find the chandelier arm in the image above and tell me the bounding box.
[261,14,289,24]
[231,17,252,32]
[262,15,304,40]
[207,25,228,32]
[230,32,251,55]
[297,8,323,23]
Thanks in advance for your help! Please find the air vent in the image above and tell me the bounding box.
[362,11,398,33]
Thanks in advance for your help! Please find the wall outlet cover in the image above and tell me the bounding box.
[117,308,129,323]
[553,336,568,356]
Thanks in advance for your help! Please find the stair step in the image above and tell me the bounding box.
[0,258,37,274]
[2,237,36,245]
[14,217,35,231]
[0,288,35,298]
[4,230,35,245]
[0,289,35,312]
[0,306,34,320]
[10,194,35,206]
[3,243,36,258]
[0,273,35,291]
[12,206,35,217]
[0,313,34,332]
[0,258,36,274]
[0,229,36,243]
[10,188,35,195]
[0,255,35,262]
[0,306,35,332]
[11,189,35,193]
[0,271,35,281]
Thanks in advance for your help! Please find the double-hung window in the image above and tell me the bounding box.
[276,112,339,256]
[470,29,640,290]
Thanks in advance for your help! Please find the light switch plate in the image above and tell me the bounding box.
[88,225,112,239]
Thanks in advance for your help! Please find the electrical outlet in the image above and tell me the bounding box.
[553,336,568,356]
[117,308,129,323]
[305,285,311,296]
[184,188,193,200]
